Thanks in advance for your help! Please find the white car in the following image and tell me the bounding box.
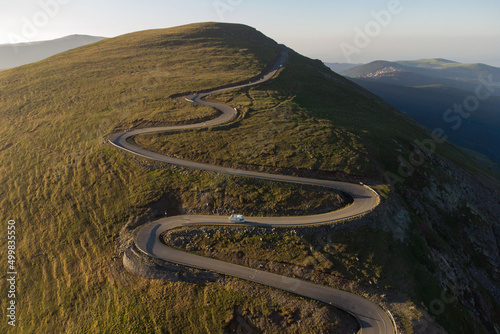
[229,214,245,223]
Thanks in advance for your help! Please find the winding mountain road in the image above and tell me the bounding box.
[109,46,394,334]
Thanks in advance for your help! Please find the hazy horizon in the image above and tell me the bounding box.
[1,1,499,66]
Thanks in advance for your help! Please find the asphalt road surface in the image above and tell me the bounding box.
[109,46,395,334]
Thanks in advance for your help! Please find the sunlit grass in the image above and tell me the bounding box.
[0,21,496,333]
[0,23,353,333]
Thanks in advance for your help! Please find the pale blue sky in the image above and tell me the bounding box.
[1,0,499,65]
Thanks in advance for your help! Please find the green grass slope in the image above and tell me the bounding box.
[136,50,492,183]
[133,38,500,333]
[0,23,357,334]
[1,22,499,334]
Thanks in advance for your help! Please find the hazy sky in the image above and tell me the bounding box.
[1,0,499,66]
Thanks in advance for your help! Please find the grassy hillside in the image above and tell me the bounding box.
[0,23,358,334]
[136,51,492,182]
[1,22,499,333]
[132,46,500,332]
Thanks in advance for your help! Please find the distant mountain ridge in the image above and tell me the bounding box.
[0,34,105,70]
[343,59,500,93]
[324,62,363,73]
[343,59,500,163]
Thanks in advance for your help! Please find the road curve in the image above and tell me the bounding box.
[109,46,394,334]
